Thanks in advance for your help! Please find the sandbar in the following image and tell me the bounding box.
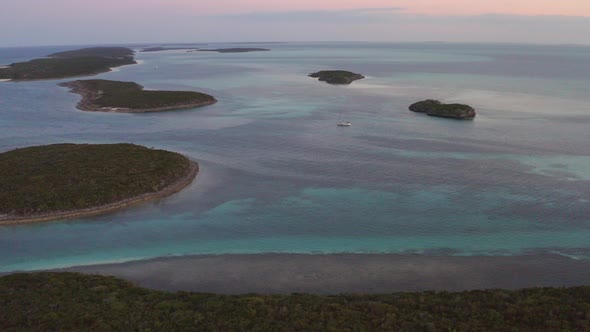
[57,253,590,294]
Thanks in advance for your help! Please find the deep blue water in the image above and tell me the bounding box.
[1,42,590,272]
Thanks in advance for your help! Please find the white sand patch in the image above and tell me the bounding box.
[109,60,143,73]
[0,79,11,82]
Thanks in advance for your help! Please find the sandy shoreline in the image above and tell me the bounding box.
[48,253,590,294]
[59,81,217,113]
[2,60,138,82]
[0,161,198,226]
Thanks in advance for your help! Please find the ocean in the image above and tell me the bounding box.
[1,42,590,272]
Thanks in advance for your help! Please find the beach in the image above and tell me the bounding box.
[60,253,590,294]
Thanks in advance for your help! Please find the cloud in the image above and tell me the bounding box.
[218,7,406,23]
[201,10,590,44]
[217,8,590,24]
[439,13,590,23]
[1,6,590,46]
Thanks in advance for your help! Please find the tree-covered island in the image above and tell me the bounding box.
[0,47,136,81]
[409,99,477,119]
[309,70,365,85]
[59,79,217,113]
[0,144,198,225]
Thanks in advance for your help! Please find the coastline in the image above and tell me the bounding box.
[52,253,590,294]
[109,60,143,72]
[2,61,138,82]
[0,160,198,226]
[59,81,218,113]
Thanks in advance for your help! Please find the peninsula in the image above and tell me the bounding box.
[59,79,217,113]
[409,99,476,120]
[0,47,136,81]
[309,70,365,85]
[0,143,198,225]
[196,48,270,53]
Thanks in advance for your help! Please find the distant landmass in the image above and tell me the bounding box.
[409,99,476,120]
[49,47,134,58]
[196,48,271,53]
[59,79,217,113]
[309,70,365,85]
[0,47,136,81]
[0,144,197,225]
[142,47,270,53]
[141,47,200,52]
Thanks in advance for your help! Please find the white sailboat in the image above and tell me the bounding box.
[337,109,351,126]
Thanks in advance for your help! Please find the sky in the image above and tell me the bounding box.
[1,0,590,46]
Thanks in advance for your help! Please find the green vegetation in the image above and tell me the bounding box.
[49,47,135,58]
[409,99,477,119]
[1,272,590,331]
[0,144,193,216]
[0,47,136,81]
[59,79,217,112]
[309,70,365,85]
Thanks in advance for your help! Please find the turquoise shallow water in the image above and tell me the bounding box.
[1,42,590,272]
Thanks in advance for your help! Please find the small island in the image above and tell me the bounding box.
[409,99,476,120]
[309,70,365,85]
[0,143,198,225]
[141,47,200,52]
[0,47,136,81]
[196,48,270,53]
[59,79,217,113]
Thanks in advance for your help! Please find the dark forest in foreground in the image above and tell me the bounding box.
[1,272,589,331]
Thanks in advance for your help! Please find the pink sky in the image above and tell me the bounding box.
[160,0,590,16]
[2,0,590,45]
[6,0,590,17]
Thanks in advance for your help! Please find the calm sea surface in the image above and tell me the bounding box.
[1,42,590,272]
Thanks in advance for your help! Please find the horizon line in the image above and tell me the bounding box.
[2,40,590,49]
